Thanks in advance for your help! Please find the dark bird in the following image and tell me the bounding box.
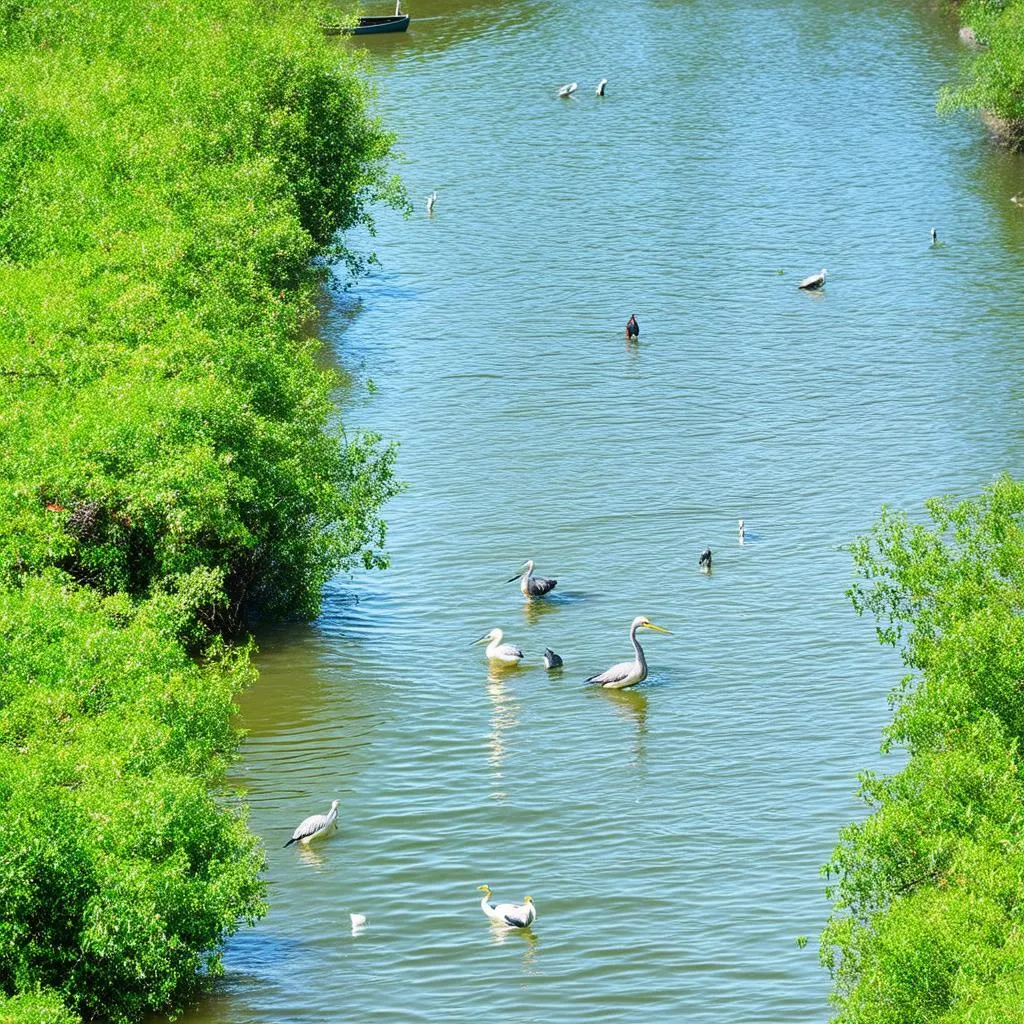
[596,78,607,96]
[508,559,557,599]
[698,547,712,573]
[625,314,639,340]
[543,648,563,670]
[930,227,938,245]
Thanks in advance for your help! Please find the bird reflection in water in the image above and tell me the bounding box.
[487,667,520,800]
[489,919,541,968]
[597,686,649,768]
[521,593,559,628]
[296,842,328,870]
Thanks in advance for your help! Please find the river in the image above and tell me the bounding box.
[180,1,1024,1021]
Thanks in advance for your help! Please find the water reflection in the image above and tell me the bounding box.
[488,920,541,969]
[486,669,520,799]
[520,595,560,627]
[595,686,649,768]
[296,843,328,871]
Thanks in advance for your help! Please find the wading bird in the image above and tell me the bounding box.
[586,616,671,689]
[596,78,607,96]
[544,648,563,670]
[798,269,827,290]
[478,886,537,928]
[471,628,524,665]
[508,559,557,599]
[284,799,339,847]
[558,82,577,98]
[698,547,712,573]
[626,313,639,339]
[426,191,437,215]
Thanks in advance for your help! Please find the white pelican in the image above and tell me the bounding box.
[586,616,671,689]
[471,628,524,665]
[596,78,607,96]
[738,518,745,544]
[543,648,563,670]
[284,799,339,847]
[507,559,557,599]
[698,547,712,573]
[626,313,639,339]
[798,268,827,290]
[426,191,437,215]
[558,82,577,98]
[478,886,537,928]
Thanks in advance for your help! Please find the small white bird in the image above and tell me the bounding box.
[798,268,827,290]
[284,799,339,847]
[350,913,367,929]
[478,885,537,928]
[596,78,607,96]
[471,628,524,665]
[558,82,577,98]
[426,191,437,215]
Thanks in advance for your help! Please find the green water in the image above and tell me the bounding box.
[180,1,1024,1021]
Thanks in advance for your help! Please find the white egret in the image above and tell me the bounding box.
[558,82,577,98]
[698,547,712,573]
[426,191,437,215]
[471,628,524,665]
[284,799,339,847]
[543,648,563,670]
[798,268,827,290]
[596,78,607,96]
[508,559,557,599]
[478,886,537,928]
[586,616,671,689]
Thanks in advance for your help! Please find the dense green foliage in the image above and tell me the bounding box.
[822,476,1024,1022]
[941,0,1024,145]
[0,0,403,1019]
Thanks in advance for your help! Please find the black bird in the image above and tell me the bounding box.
[698,547,712,573]
[625,313,639,340]
[543,648,563,670]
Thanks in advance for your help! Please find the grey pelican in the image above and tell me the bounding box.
[698,547,712,573]
[543,648,563,670]
[626,313,639,339]
[798,269,827,290]
[284,800,339,847]
[586,616,671,689]
[478,886,537,928]
[426,191,437,215]
[596,78,607,96]
[508,559,557,599]
[558,82,577,98]
[471,628,524,665]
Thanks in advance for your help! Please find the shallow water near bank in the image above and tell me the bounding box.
[179,1,1024,1021]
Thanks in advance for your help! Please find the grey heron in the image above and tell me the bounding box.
[508,559,557,599]
[284,799,339,847]
[544,648,563,670]
[698,547,712,573]
[426,191,437,215]
[596,78,607,96]
[471,628,524,665]
[626,313,639,340]
[798,269,827,290]
[558,82,577,98]
[478,886,537,928]
[585,616,671,689]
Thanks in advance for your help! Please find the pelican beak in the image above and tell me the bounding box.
[644,623,672,634]
[470,634,489,647]
[506,573,522,583]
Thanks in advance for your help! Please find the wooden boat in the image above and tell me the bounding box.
[322,8,411,36]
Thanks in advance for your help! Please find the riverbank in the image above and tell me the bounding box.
[0,1,401,1020]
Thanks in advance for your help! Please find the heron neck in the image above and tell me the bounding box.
[630,626,647,671]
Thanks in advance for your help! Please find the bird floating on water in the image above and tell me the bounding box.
[544,648,563,670]
[596,78,607,96]
[558,82,577,98]
[1012,195,1023,206]
[350,913,367,930]
[426,191,437,216]
[508,559,557,599]
[930,227,938,245]
[471,628,524,665]
[478,886,537,928]
[738,518,745,544]
[698,547,712,573]
[284,799,339,847]
[798,269,827,291]
[586,616,671,690]
[626,313,639,340]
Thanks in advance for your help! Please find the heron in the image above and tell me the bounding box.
[930,227,938,245]
[558,82,577,98]
[471,628,524,665]
[544,648,563,670]
[586,616,671,689]
[426,191,437,215]
[596,78,607,96]
[478,886,537,928]
[284,799,339,847]
[698,547,712,573]
[626,313,639,339]
[738,518,745,544]
[798,269,827,290]
[508,559,557,599]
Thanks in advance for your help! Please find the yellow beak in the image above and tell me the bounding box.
[644,622,672,634]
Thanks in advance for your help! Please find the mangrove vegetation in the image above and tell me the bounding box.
[0,0,403,1020]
